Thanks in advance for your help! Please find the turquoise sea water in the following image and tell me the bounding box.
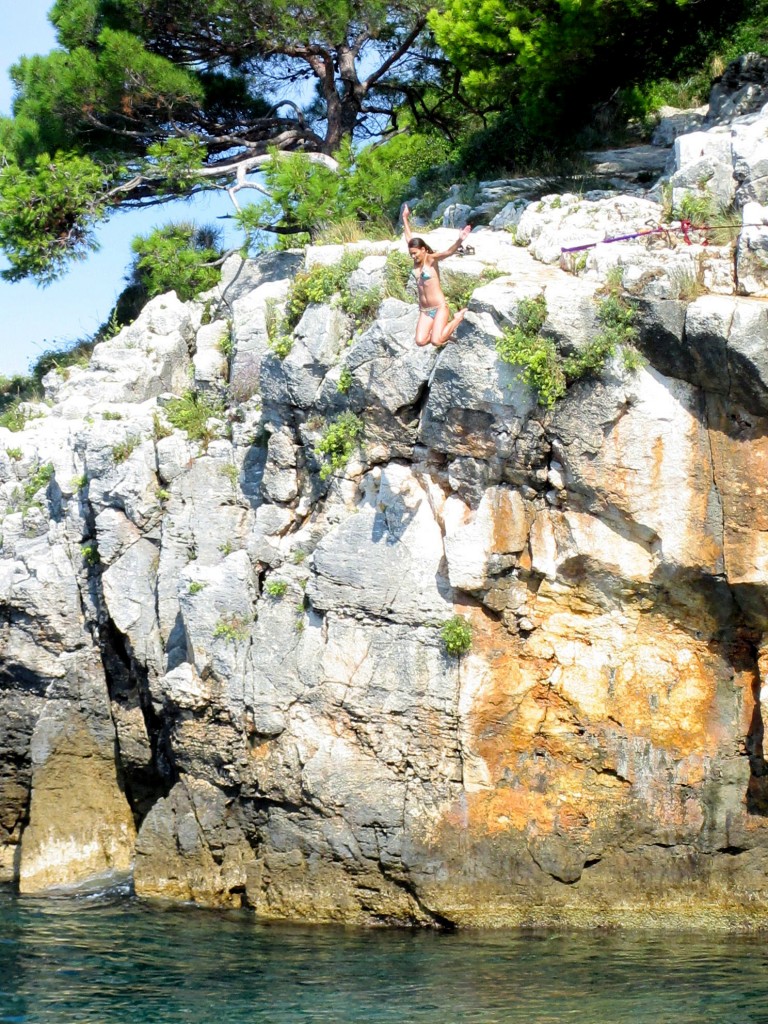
[2,888,768,1024]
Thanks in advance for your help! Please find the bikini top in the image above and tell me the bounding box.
[412,267,433,282]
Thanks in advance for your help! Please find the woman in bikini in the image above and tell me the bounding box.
[402,204,473,347]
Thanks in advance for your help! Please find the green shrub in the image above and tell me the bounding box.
[81,543,100,566]
[265,579,288,598]
[129,222,223,302]
[165,390,225,446]
[382,249,413,302]
[340,286,381,329]
[497,285,640,409]
[0,403,30,433]
[112,435,142,464]
[188,580,205,594]
[102,410,123,420]
[220,463,239,488]
[5,447,22,461]
[441,615,473,656]
[10,462,56,513]
[152,412,173,440]
[218,327,234,360]
[496,295,566,409]
[314,214,395,245]
[213,615,250,642]
[441,269,491,311]
[337,367,353,394]
[285,251,364,330]
[314,412,364,480]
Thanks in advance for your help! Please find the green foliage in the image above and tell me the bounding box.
[441,615,473,656]
[152,412,173,440]
[156,487,171,503]
[314,215,394,246]
[337,367,353,395]
[220,463,239,488]
[496,295,565,409]
[441,268,504,311]
[497,283,641,408]
[2,0,764,284]
[143,138,206,192]
[265,579,288,599]
[0,404,31,433]
[286,252,363,330]
[5,448,23,461]
[0,152,109,282]
[165,390,225,445]
[382,249,414,302]
[11,462,56,513]
[339,287,381,329]
[239,135,443,246]
[188,580,205,594]
[112,435,142,464]
[213,615,250,642]
[81,542,100,566]
[430,0,747,161]
[71,473,88,491]
[129,222,223,302]
[266,251,368,357]
[102,410,123,420]
[314,412,364,480]
[571,282,640,371]
[218,327,234,361]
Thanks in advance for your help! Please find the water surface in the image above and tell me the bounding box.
[2,888,768,1023]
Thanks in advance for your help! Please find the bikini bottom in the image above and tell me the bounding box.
[420,304,446,320]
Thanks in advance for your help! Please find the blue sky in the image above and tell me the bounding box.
[0,2,244,377]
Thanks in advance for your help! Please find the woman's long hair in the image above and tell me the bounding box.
[408,237,435,254]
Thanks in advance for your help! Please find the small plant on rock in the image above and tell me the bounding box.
[497,295,565,409]
[213,614,250,642]
[112,435,142,464]
[20,462,54,509]
[314,411,364,480]
[340,286,381,329]
[221,463,239,488]
[265,579,288,599]
[0,403,30,433]
[81,543,100,566]
[337,366,353,394]
[152,412,173,440]
[382,249,413,301]
[441,615,473,656]
[188,580,205,594]
[165,390,225,447]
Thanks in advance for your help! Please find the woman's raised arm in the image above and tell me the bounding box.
[433,224,472,262]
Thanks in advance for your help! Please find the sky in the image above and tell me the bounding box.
[0,1,246,378]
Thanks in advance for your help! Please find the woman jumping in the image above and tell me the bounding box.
[402,204,473,347]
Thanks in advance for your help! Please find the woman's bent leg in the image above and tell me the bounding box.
[415,310,436,346]
[433,306,467,347]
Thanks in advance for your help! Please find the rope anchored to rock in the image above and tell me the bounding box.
[561,218,765,254]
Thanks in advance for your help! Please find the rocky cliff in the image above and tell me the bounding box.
[4,72,768,929]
